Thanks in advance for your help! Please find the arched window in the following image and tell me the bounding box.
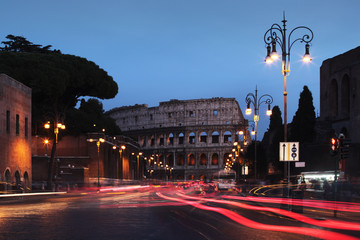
[158,134,165,146]
[176,153,184,166]
[15,171,21,186]
[341,75,350,117]
[189,132,195,144]
[5,169,11,183]
[224,131,232,143]
[199,132,207,143]
[149,135,155,146]
[178,133,184,145]
[199,153,207,165]
[5,169,11,191]
[212,131,219,143]
[188,153,195,166]
[211,153,219,165]
[330,79,338,117]
[168,133,174,145]
[139,136,146,147]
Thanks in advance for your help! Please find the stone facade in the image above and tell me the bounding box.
[0,74,32,190]
[320,46,360,177]
[108,98,248,180]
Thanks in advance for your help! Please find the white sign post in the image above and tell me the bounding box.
[279,142,299,161]
[279,142,299,200]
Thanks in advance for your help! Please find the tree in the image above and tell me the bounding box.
[66,98,121,136]
[265,105,283,177]
[1,34,59,53]
[290,85,316,143]
[245,141,267,179]
[0,35,118,189]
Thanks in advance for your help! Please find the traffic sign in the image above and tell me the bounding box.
[279,142,299,161]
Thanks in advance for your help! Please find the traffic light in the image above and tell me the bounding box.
[330,137,339,156]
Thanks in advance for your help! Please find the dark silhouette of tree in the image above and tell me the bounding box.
[290,85,316,143]
[245,141,267,179]
[266,105,284,177]
[66,98,121,136]
[1,34,59,53]
[0,35,118,189]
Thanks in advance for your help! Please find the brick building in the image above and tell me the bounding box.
[108,98,248,181]
[0,74,32,190]
[32,133,141,188]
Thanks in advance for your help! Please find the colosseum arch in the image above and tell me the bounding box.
[188,153,195,166]
[139,136,146,147]
[168,133,174,145]
[330,79,338,117]
[189,132,195,144]
[212,131,219,143]
[199,153,207,165]
[158,134,165,146]
[178,133,184,145]
[199,132,207,143]
[176,153,185,166]
[341,74,350,117]
[211,153,219,165]
[148,135,155,147]
[224,131,232,143]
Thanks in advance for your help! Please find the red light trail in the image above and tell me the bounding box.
[157,192,360,240]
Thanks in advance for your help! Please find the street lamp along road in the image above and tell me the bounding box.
[87,138,105,188]
[264,13,313,179]
[44,121,66,190]
[245,86,273,181]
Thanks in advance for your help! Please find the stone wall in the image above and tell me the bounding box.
[0,74,32,190]
[320,46,360,177]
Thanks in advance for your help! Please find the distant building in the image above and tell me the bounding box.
[319,46,360,178]
[108,98,248,180]
[32,133,141,188]
[0,74,32,191]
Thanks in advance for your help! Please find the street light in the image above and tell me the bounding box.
[87,138,105,188]
[137,152,143,180]
[118,145,126,179]
[245,86,273,181]
[44,138,49,156]
[44,121,66,190]
[264,13,314,178]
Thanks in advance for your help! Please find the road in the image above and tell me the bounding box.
[0,184,359,240]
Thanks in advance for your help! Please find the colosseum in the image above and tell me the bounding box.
[108,97,249,181]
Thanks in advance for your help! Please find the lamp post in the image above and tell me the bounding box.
[87,138,105,188]
[118,145,126,179]
[44,121,66,190]
[44,138,49,156]
[264,14,313,178]
[245,87,273,181]
[137,152,143,180]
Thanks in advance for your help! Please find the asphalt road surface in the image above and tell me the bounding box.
[0,184,359,240]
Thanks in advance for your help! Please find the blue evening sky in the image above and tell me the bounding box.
[1,0,359,139]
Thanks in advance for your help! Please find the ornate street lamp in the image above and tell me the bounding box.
[87,138,105,188]
[245,86,273,181]
[44,121,66,190]
[264,13,313,178]
[119,145,126,179]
